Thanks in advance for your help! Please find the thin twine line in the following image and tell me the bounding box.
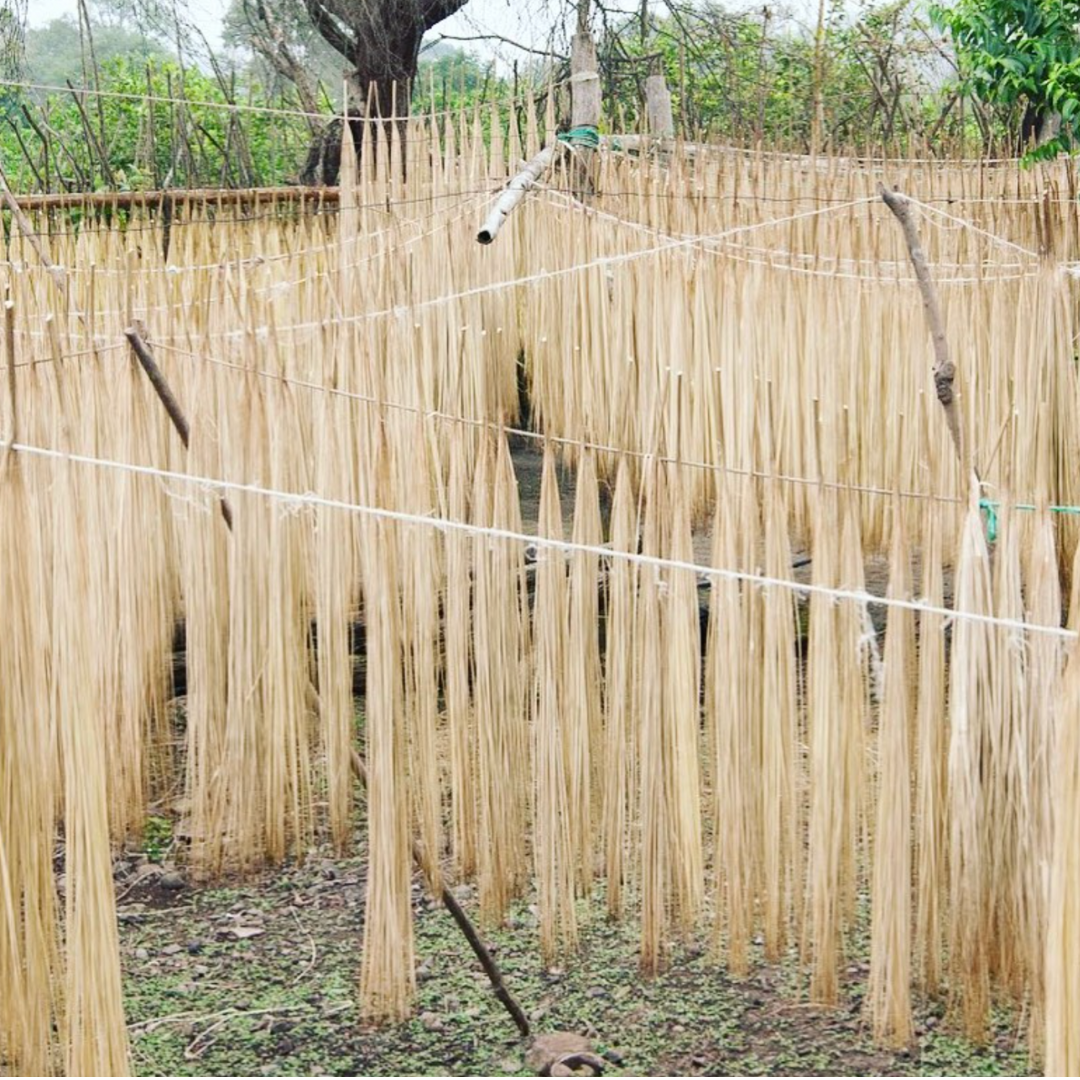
[701,246,1039,285]
[199,197,882,340]
[540,189,1042,284]
[0,76,567,123]
[0,187,504,245]
[144,337,968,509]
[5,341,127,367]
[1,436,1074,641]
[907,195,1043,261]
[4,199,487,333]
[0,190,489,279]
[675,141,1032,166]
[8,336,1072,520]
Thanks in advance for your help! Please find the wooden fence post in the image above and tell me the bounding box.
[569,28,601,198]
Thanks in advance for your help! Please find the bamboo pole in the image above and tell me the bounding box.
[476,144,560,245]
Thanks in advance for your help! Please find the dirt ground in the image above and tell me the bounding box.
[116,845,1032,1078]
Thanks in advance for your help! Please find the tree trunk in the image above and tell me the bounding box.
[1019,103,1062,153]
[298,0,470,183]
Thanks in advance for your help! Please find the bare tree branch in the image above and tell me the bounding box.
[434,32,567,60]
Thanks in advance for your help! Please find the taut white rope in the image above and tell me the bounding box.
[1,438,1074,641]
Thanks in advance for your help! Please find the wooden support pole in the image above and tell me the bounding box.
[124,322,234,530]
[476,144,560,244]
[570,31,601,131]
[346,746,531,1036]
[569,28,601,198]
[879,184,971,480]
[644,66,675,139]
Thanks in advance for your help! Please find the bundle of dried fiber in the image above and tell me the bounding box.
[868,501,913,1046]
[399,416,443,892]
[1045,641,1080,1074]
[54,463,131,1075]
[914,505,947,997]
[761,477,801,961]
[836,496,873,928]
[532,446,577,963]
[445,428,477,878]
[638,458,668,974]
[602,460,639,918]
[806,485,843,1004]
[947,493,994,1041]
[663,461,704,937]
[358,503,415,1022]
[0,458,61,1075]
[473,436,530,920]
[987,504,1025,996]
[491,434,532,900]
[710,474,754,974]
[1022,508,1061,1053]
[567,449,603,896]
[314,384,360,853]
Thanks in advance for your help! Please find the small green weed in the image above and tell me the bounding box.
[142,815,173,863]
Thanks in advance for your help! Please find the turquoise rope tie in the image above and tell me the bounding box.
[557,125,601,150]
[978,498,1080,543]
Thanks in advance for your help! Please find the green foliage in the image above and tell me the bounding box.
[416,46,499,115]
[601,1,951,151]
[0,52,314,191]
[0,0,25,82]
[142,814,173,863]
[931,0,1080,160]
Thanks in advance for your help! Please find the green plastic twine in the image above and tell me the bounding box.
[978,498,1080,544]
[557,125,601,150]
[978,498,999,543]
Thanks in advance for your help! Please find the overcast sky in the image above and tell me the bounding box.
[26,0,599,60]
[25,2,826,70]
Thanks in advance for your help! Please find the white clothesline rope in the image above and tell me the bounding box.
[539,188,1046,285]
[197,197,882,340]
[1,438,1074,641]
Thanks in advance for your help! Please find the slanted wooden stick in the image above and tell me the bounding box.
[124,322,234,531]
[879,184,969,477]
[346,747,531,1036]
[4,297,15,445]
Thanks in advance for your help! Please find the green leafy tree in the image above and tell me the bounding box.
[416,45,495,113]
[0,55,312,191]
[931,0,1080,159]
[598,0,943,151]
